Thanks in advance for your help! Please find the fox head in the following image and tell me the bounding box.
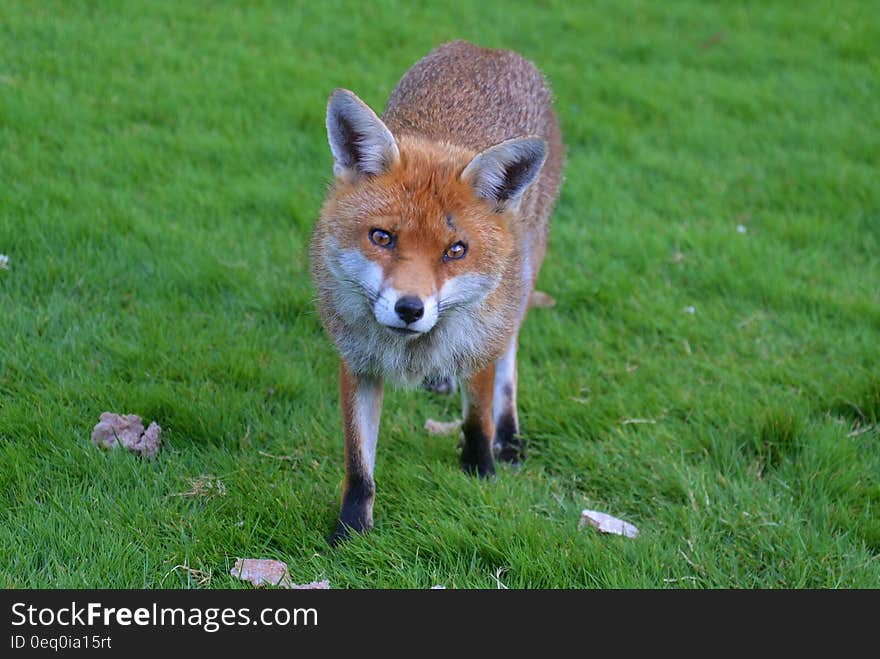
[312,89,547,380]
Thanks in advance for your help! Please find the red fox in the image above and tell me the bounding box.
[310,40,563,545]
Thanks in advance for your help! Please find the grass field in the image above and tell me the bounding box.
[1,0,879,588]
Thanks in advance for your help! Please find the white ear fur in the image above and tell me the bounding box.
[326,89,399,177]
[461,137,547,208]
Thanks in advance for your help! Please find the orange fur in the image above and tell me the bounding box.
[315,134,522,361]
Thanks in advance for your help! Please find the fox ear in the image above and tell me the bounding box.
[326,89,399,177]
[461,137,547,209]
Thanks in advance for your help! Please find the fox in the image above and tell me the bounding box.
[310,40,563,545]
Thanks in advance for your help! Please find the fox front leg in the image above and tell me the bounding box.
[460,363,496,478]
[329,360,383,546]
[492,334,523,465]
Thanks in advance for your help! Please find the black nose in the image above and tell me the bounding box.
[394,296,424,324]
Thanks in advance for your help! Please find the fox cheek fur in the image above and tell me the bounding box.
[309,41,563,545]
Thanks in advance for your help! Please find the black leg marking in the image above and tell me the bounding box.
[493,411,524,466]
[327,475,375,546]
[460,420,495,478]
[423,375,457,395]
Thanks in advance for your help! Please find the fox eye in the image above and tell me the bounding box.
[444,241,467,261]
[369,228,394,248]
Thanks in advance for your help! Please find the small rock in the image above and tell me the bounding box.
[424,419,462,436]
[289,579,331,590]
[91,412,161,459]
[579,510,639,539]
[529,290,556,308]
[230,558,330,589]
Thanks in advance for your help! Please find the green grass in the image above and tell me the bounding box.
[1,0,879,588]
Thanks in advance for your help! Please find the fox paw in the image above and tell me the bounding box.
[327,520,371,547]
[327,499,373,547]
[423,375,457,395]
[327,526,353,547]
[460,453,496,479]
[494,440,524,467]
